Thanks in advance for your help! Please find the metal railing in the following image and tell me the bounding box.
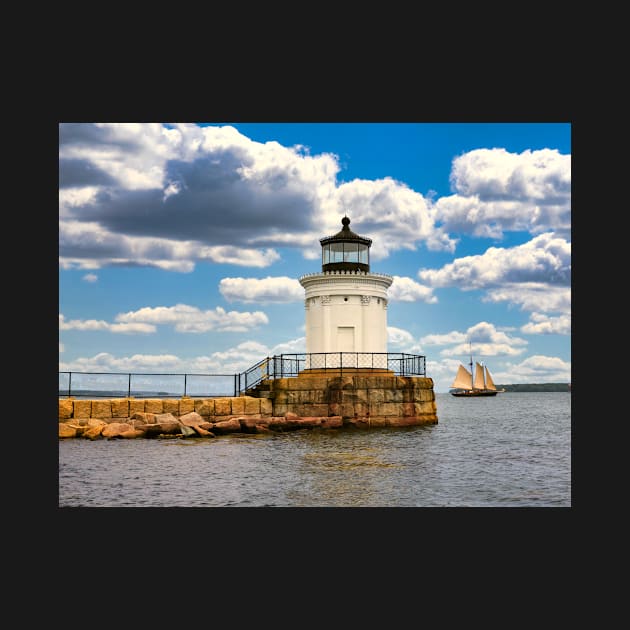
[58,371,236,399]
[59,352,426,398]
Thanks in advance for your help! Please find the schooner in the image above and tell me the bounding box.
[450,343,498,397]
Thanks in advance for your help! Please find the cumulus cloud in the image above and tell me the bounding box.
[434,147,571,239]
[483,284,571,315]
[59,303,268,335]
[271,337,306,355]
[419,330,469,346]
[114,304,268,333]
[58,123,463,272]
[418,233,570,315]
[60,351,184,373]
[419,233,570,289]
[219,276,303,303]
[387,326,415,347]
[421,321,528,358]
[388,275,437,303]
[520,312,571,335]
[58,336,308,376]
[59,219,277,270]
[59,123,338,270]
[494,354,571,383]
[196,246,280,267]
[59,314,156,334]
[82,273,98,282]
[334,178,456,257]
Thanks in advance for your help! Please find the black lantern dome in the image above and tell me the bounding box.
[320,216,371,272]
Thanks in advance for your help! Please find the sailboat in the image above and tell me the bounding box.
[450,343,498,397]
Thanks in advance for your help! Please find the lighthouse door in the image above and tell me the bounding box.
[337,326,355,352]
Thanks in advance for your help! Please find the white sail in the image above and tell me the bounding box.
[451,364,473,389]
[474,362,486,390]
[484,366,497,391]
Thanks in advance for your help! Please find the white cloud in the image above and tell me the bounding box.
[58,124,466,272]
[387,326,415,347]
[484,284,571,315]
[418,233,570,314]
[82,273,98,282]
[59,219,277,271]
[435,147,571,238]
[419,331,469,346]
[271,337,306,355]
[59,127,571,275]
[58,336,306,376]
[520,312,571,335]
[388,275,437,303]
[114,304,268,333]
[219,276,303,303]
[493,354,571,384]
[59,314,156,334]
[197,246,280,268]
[59,123,341,270]
[419,233,570,289]
[60,351,184,373]
[421,321,528,358]
[59,303,268,335]
[333,177,456,258]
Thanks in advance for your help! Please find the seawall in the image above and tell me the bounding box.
[58,374,437,439]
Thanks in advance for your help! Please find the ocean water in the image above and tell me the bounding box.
[58,392,571,507]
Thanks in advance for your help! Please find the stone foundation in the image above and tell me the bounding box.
[257,373,438,425]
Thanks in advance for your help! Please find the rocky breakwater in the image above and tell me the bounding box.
[58,395,344,439]
[58,375,438,440]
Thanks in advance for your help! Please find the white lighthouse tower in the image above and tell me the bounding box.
[299,216,393,371]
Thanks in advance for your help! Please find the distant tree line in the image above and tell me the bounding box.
[495,383,570,392]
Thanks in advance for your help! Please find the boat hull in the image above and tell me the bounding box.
[450,390,498,397]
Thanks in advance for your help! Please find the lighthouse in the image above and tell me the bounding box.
[241,214,437,426]
[299,216,393,371]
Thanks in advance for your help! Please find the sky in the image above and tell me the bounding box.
[59,122,571,393]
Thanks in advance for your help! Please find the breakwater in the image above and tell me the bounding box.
[58,374,437,438]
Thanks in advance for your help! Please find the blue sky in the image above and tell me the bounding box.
[59,122,571,393]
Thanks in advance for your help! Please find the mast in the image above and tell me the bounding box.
[469,340,474,390]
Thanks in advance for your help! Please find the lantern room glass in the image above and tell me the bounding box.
[322,242,369,266]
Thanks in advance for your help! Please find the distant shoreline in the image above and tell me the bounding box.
[493,383,570,393]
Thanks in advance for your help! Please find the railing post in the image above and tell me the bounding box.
[128,373,131,398]
[68,372,72,398]
[184,373,187,397]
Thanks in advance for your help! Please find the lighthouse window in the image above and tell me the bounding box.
[343,243,358,262]
[330,242,344,263]
[322,245,329,265]
[358,244,368,265]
